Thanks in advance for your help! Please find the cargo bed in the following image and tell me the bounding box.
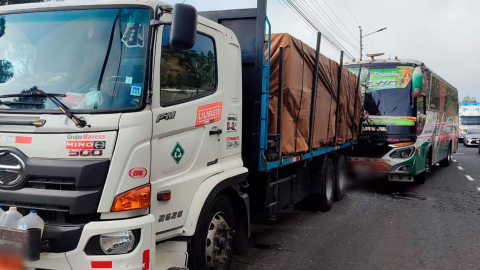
[199,1,360,173]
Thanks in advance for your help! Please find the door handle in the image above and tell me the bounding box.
[209,129,222,135]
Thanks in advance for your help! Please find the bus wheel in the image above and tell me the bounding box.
[334,154,347,201]
[188,194,235,270]
[414,171,426,184]
[311,157,335,212]
[439,144,452,167]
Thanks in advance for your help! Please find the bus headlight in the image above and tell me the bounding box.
[390,147,415,159]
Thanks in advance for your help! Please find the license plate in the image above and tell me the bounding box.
[0,253,23,270]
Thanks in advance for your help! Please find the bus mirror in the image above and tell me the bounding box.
[412,66,423,98]
[169,4,197,51]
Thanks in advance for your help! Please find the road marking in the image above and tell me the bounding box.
[453,160,457,162]
[477,188,480,192]
[456,153,464,155]
[458,166,464,170]
[466,175,474,181]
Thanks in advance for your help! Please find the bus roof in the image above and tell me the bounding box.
[344,58,424,66]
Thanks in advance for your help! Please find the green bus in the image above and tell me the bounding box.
[346,58,459,184]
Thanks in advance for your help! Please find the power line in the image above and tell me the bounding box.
[322,0,359,43]
[310,0,360,52]
[340,0,381,53]
[284,0,356,60]
[340,0,360,26]
[275,0,344,57]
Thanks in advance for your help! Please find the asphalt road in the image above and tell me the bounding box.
[232,144,480,270]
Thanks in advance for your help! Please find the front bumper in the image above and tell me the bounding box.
[464,138,479,146]
[24,214,155,270]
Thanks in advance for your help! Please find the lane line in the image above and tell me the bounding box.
[453,160,457,162]
[458,166,464,170]
[466,175,474,181]
[477,188,480,192]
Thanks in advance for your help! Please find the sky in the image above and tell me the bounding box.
[165,0,479,102]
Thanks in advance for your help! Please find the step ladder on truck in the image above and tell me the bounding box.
[0,0,361,269]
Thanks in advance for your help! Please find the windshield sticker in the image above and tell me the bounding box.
[125,77,133,84]
[367,66,413,91]
[196,102,223,127]
[121,11,145,48]
[130,84,142,96]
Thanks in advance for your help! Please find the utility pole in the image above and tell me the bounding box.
[359,26,387,61]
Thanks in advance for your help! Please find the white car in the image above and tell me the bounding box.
[463,128,480,147]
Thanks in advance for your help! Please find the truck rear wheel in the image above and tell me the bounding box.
[311,157,335,212]
[334,154,347,201]
[188,194,235,270]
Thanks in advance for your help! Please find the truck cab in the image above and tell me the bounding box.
[0,1,249,269]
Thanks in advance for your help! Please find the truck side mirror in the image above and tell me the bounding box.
[412,66,423,98]
[169,4,197,51]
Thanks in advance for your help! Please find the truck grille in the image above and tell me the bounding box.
[0,152,21,166]
[0,171,19,184]
[27,177,76,191]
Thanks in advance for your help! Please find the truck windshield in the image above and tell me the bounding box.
[461,116,480,125]
[348,65,414,117]
[0,8,149,111]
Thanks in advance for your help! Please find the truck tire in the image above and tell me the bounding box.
[334,154,347,201]
[439,144,452,167]
[311,157,335,212]
[188,194,235,270]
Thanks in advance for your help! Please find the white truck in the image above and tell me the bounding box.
[459,103,480,142]
[0,1,360,269]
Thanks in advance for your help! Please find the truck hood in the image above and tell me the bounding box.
[0,113,120,159]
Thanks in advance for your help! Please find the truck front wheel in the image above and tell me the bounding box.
[188,194,235,270]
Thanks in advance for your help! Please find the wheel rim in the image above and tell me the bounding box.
[338,163,346,193]
[326,166,334,201]
[205,211,232,270]
[448,147,452,162]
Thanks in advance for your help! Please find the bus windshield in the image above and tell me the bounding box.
[0,8,150,112]
[461,116,480,125]
[348,65,415,117]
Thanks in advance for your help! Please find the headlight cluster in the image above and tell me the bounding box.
[85,229,141,255]
[100,231,136,255]
[389,147,415,159]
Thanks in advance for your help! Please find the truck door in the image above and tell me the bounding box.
[150,24,224,235]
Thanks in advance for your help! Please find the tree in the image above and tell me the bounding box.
[462,95,477,103]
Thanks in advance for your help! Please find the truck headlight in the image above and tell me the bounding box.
[100,231,136,255]
[390,147,414,159]
[85,229,141,255]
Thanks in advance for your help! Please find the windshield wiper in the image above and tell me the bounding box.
[388,106,398,115]
[0,100,43,106]
[0,90,88,128]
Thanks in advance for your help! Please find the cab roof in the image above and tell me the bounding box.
[0,0,167,14]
